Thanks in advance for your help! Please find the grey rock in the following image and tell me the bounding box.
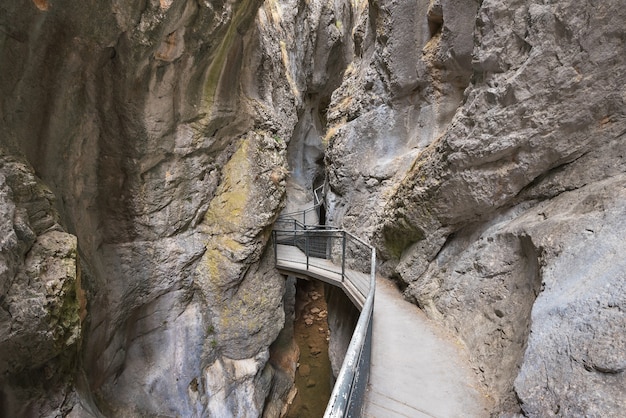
[512,177,626,416]
[323,0,626,415]
[1,0,359,415]
[2,0,624,416]
[3,0,296,414]
[325,285,359,378]
[0,150,82,416]
[264,276,299,418]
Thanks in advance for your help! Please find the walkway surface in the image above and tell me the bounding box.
[275,244,370,309]
[364,277,490,417]
[276,244,490,417]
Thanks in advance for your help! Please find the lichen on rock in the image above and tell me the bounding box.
[195,131,288,361]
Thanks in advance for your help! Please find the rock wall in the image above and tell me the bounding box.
[0,0,352,416]
[323,0,626,415]
[0,151,82,416]
[325,284,359,379]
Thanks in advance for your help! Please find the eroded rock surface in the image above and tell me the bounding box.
[0,151,82,415]
[1,0,294,416]
[323,0,626,416]
[0,0,358,415]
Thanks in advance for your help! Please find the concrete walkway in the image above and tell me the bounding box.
[364,277,490,417]
[274,228,489,416]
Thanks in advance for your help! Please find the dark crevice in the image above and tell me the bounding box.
[512,234,544,411]
[389,271,408,293]
[427,3,443,38]
[428,17,443,38]
[512,150,591,203]
[431,230,456,262]
[317,95,332,131]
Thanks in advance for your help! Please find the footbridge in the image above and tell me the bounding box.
[273,186,374,417]
[273,186,489,417]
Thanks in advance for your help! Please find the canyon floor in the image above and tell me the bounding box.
[286,280,332,418]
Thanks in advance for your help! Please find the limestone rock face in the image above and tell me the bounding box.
[0,0,358,415]
[323,0,626,415]
[511,178,626,416]
[1,0,292,416]
[2,0,625,416]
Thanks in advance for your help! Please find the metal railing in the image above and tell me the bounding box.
[272,187,376,417]
[278,184,326,225]
[325,245,375,418]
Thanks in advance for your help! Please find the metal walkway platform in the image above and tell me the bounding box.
[275,244,370,309]
[273,184,489,417]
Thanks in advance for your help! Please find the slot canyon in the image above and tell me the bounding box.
[0,0,624,416]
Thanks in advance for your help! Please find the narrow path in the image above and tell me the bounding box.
[276,243,490,416]
[364,277,490,417]
[275,244,369,309]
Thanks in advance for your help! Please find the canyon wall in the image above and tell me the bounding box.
[324,0,626,415]
[0,0,348,415]
[1,0,624,416]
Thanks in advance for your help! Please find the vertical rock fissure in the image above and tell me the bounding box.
[512,234,543,410]
[269,0,359,408]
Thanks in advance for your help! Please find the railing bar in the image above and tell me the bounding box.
[306,234,309,270]
[324,272,375,417]
[278,204,323,218]
[344,232,374,250]
[276,261,344,281]
[341,230,346,282]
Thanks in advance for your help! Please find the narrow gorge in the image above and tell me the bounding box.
[0,0,624,417]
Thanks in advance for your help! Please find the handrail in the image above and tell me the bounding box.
[313,183,325,206]
[278,184,326,225]
[272,185,375,417]
[325,239,375,417]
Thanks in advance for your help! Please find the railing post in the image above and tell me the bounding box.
[371,248,376,286]
[341,230,346,281]
[306,232,310,270]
